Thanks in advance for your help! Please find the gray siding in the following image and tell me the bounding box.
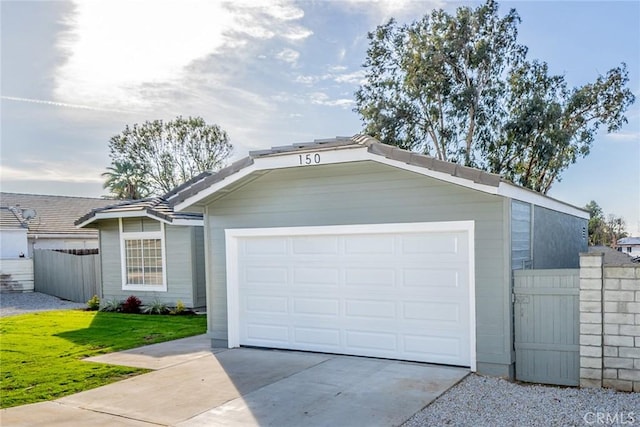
[511,200,532,270]
[98,219,199,307]
[203,161,512,375]
[122,217,161,232]
[192,227,207,308]
[533,206,588,269]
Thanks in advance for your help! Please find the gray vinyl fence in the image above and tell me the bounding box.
[33,250,101,303]
[513,269,580,386]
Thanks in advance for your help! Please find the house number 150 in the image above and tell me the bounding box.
[299,153,321,165]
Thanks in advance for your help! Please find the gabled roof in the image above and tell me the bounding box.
[168,135,589,219]
[0,192,115,236]
[617,237,640,245]
[75,197,203,229]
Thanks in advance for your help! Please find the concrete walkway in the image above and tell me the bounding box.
[1,335,468,427]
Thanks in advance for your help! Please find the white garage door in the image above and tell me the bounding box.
[226,222,475,368]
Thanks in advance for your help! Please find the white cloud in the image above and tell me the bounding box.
[0,96,136,114]
[335,0,444,23]
[276,48,300,65]
[295,75,319,85]
[310,92,354,108]
[294,68,365,86]
[333,70,366,85]
[54,0,311,109]
[1,161,104,184]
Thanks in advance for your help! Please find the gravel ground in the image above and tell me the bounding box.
[403,374,640,427]
[0,292,86,317]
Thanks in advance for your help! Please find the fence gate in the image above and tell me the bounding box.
[513,269,580,386]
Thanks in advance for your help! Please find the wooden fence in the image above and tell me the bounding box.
[33,250,101,303]
[0,258,34,293]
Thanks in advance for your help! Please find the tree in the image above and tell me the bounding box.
[584,200,627,246]
[106,116,232,196]
[585,200,607,246]
[355,0,635,194]
[102,160,150,200]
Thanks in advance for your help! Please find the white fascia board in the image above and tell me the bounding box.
[364,152,500,195]
[77,210,201,228]
[497,182,589,219]
[76,210,151,228]
[170,219,203,227]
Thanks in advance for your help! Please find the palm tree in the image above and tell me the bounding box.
[102,161,150,200]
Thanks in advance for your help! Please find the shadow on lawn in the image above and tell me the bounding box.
[55,311,206,353]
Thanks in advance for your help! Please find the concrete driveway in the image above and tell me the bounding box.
[1,335,468,426]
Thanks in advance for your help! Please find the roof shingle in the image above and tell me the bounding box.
[0,193,115,236]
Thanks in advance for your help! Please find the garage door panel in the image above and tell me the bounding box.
[404,335,463,358]
[402,268,461,288]
[246,324,289,343]
[344,235,395,254]
[345,268,395,287]
[401,233,461,254]
[245,266,288,285]
[244,238,287,255]
[291,236,338,254]
[345,330,398,351]
[293,267,339,285]
[345,299,396,319]
[293,327,340,347]
[292,297,339,316]
[403,301,461,323]
[231,223,473,367]
[245,295,288,314]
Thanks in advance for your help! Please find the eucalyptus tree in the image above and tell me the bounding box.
[355,0,635,193]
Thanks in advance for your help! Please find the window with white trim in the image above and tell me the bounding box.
[120,219,167,291]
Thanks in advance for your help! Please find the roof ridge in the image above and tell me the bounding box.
[0,192,108,201]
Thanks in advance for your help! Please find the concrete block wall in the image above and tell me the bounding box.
[579,252,640,392]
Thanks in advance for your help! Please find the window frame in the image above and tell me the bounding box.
[119,218,167,292]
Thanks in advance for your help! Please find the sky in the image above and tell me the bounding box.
[1,0,639,235]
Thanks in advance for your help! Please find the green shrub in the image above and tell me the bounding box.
[100,298,122,312]
[143,298,169,315]
[86,295,100,311]
[122,295,142,313]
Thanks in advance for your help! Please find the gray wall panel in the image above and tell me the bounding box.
[533,206,587,269]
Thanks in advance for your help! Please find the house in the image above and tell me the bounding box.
[167,135,588,378]
[0,192,115,256]
[0,207,32,292]
[0,207,29,259]
[616,237,640,258]
[1,193,114,293]
[75,197,206,309]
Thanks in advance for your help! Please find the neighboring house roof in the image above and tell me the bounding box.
[0,192,114,237]
[617,237,640,246]
[0,207,27,230]
[75,197,203,228]
[589,245,639,264]
[168,134,589,219]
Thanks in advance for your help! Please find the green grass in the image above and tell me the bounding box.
[0,310,207,408]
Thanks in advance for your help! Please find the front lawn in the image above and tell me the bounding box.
[0,310,207,408]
